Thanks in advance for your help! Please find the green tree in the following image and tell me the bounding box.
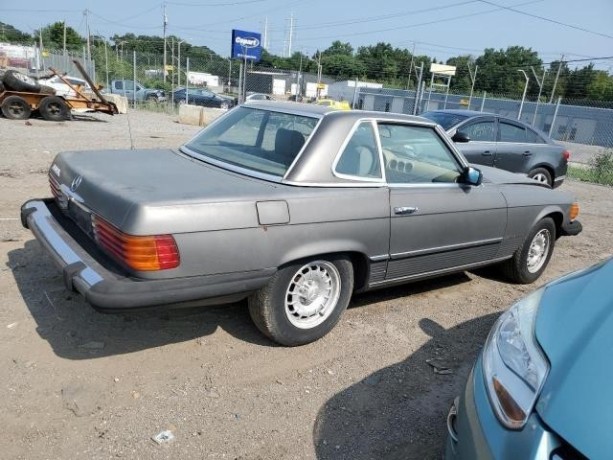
[0,22,33,44]
[587,71,613,101]
[36,22,82,51]
[446,55,476,93]
[475,46,542,96]
[565,64,597,100]
[322,41,353,57]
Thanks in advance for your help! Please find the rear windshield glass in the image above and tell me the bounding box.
[420,112,469,130]
[183,106,319,177]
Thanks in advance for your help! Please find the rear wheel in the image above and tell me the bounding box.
[248,256,354,346]
[1,95,31,120]
[502,217,555,284]
[39,96,70,121]
[528,167,552,187]
[146,94,159,103]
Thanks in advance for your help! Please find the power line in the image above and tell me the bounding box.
[166,0,267,6]
[292,0,543,43]
[476,0,613,40]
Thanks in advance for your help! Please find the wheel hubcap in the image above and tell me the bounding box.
[532,173,548,183]
[285,261,341,329]
[527,229,550,273]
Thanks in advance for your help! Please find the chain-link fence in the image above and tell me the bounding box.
[3,43,612,182]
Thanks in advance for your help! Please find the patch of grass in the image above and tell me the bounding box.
[568,149,613,186]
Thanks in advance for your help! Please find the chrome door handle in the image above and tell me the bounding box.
[482,151,492,156]
[523,151,532,156]
[394,206,419,215]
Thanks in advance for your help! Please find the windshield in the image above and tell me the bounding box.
[183,106,319,177]
[420,111,469,130]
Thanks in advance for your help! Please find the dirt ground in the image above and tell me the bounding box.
[1,111,611,460]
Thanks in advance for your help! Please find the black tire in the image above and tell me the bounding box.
[528,167,552,187]
[39,96,70,121]
[2,70,41,93]
[39,85,56,95]
[1,95,32,120]
[248,256,354,346]
[502,217,556,284]
[145,94,159,103]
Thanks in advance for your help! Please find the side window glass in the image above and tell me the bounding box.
[335,122,382,179]
[461,120,496,141]
[500,122,526,143]
[380,123,462,184]
[115,81,123,90]
[526,128,546,144]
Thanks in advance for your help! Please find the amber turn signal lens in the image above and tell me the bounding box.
[569,203,579,221]
[93,216,180,271]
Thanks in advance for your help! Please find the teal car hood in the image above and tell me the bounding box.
[535,259,613,459]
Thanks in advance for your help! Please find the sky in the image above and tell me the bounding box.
[2,0,612,71]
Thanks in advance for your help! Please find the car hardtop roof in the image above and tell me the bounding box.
[243,100,436,125]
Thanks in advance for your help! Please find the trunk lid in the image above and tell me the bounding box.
[50,149,281,234]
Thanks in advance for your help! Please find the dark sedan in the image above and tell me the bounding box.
[421,110,570,187]
[172,88,235,109]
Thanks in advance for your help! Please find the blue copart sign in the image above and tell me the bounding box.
[231,29,262,62]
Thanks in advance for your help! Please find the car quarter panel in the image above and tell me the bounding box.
[496,184,574,257]
[164,187,391,280]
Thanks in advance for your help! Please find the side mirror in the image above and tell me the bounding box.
[461,166,483,186]
[452,131,471,143]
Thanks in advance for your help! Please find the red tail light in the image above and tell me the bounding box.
[562,150,571,161]
[92,216,180,271]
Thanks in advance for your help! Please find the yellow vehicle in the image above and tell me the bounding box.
[316,99,351,110]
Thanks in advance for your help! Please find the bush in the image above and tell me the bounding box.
[569,149,613,186]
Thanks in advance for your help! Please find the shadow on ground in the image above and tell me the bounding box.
[8,240,274,359]
[313,313,499,460]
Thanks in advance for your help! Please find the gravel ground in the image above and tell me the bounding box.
[1,110,611,460]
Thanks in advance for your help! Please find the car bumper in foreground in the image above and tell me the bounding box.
[445,357,572,460]
[21,199,274,312]
[560,220,582,236]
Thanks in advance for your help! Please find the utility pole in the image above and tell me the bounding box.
[177,40,184,89]
[163,3,168,83]
[316,50,322,100]
[407,42,415,89]
[413,62,424,115]
[287,13,294,57]
[62,20,67,56]
[262,17,268,50]
[84,10,91,74]
[467,63,478,110]
[549,54,564,103]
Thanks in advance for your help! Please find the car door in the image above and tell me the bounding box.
[493,119,533,174]
[452,117,497,167]
[380,122,508,281]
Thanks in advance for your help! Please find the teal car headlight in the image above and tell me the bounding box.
[482,288,549,429]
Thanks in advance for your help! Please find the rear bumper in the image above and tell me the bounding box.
[20,199,274,311]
